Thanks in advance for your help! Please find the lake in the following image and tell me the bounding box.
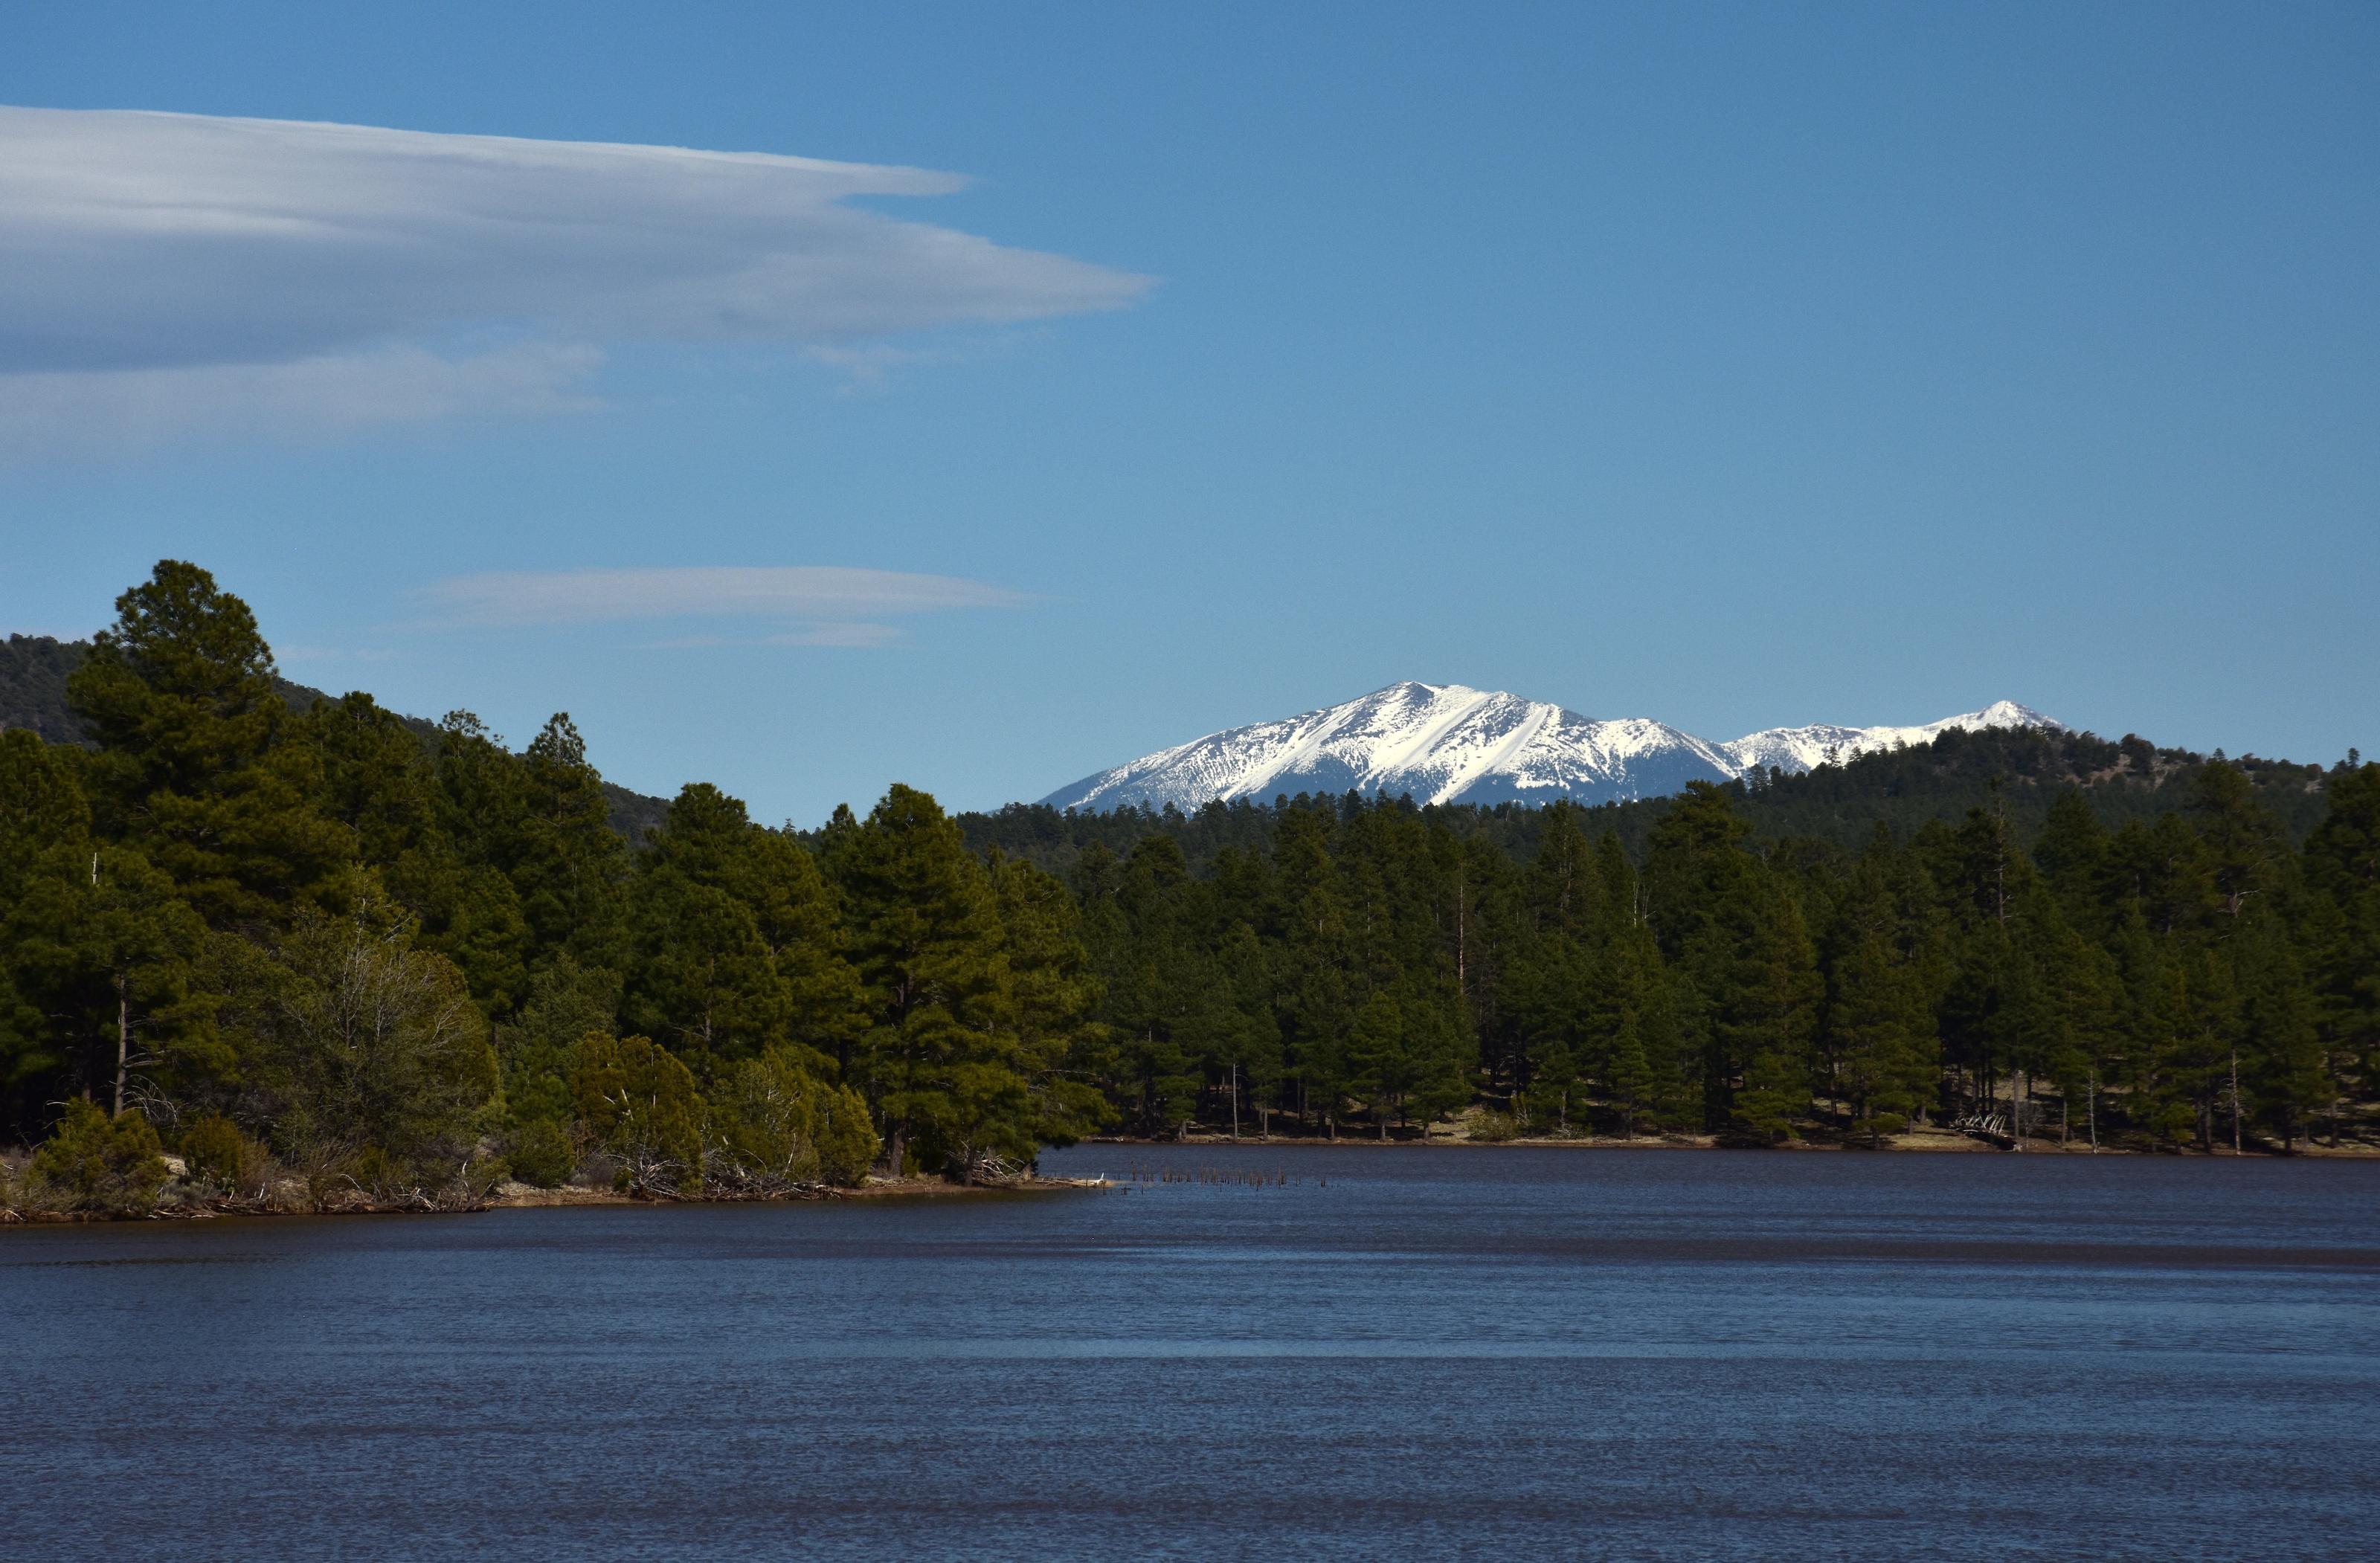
[6,1145,2377,1560]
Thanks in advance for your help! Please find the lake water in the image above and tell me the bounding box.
[6,1145,2378,1560]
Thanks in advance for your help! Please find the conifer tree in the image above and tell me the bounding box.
[1268,803,1354,1133]
[66,561,351,926]
[2,844,215,1115]
[515,714,631,968]
[988,849,1113,1151]
[2303,764,2380,1131]
[833,784,1023,1176]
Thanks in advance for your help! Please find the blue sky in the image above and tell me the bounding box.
[2,1,2373,824]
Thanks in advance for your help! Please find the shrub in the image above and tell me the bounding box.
[813,1080,879,1187]
[573,1034,703,1194]
[348,1144,402,1199]
[1468,1110,1525,1144]
[29,1099,170,1214]
[709,1047,881,1190]
[179,1114,274,1197]
[508,1118,577,1188]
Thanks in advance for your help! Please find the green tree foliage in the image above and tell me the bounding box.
[832,785,1037,1176]
[66,561,351,926]
[708,1045,879,1188]
[2,843,216,1116]
[497,955,620,1132]
[573,1033,703,1193]
[27,1098,170,1213]
[624,783,863,1074]
[212,894,498,1182]
[506,1117,578,1189]
[2,561,2370,1176]
[178,1112,274,1197]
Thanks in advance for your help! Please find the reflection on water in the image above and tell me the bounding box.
[7,1147,2376,1560]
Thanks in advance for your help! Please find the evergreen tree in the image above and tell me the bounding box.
[987,849,1113,1152]
[496,954,622,1132]
[66,560,351,926]
[833,785,1024,1176]
[2303,764,2380,1135]
[514,714,631,968]
[2,843,216,1116]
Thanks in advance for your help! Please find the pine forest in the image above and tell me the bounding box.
[4,562,2376,1215]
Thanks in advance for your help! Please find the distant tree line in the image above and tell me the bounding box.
[4,564,2375,1213]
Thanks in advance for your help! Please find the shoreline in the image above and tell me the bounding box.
[1084,1129,2380,1157]
[0,1173,1114,1227]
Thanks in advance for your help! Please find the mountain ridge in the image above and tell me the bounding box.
[1,633,673,845]
[1042,682,2064,813]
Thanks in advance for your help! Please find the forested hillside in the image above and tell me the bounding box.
[3,631,673,847]
[4,563,2376,1217]
[957,722,2343,877]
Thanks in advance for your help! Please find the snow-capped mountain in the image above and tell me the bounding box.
[1040,684,2063,813]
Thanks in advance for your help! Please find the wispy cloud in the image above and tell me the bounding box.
[0,106,1153,455]
[630,624,907,651]
[0,342,602,460]
[767,622,905,648]
[430,565,1029,630]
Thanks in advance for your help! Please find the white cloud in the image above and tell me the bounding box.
[0,106,1151,453]
[0,342,602,459]
[767,622,905,648]
[430,565,1028,628]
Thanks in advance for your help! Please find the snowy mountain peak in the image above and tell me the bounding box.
[1041,686,2064,813]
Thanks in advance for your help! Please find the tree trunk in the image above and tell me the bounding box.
[113,973,130,1118]
[2228,1047,2242,1154]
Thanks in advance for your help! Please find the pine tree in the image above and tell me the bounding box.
[2,843,215,1116]
[514,714,631,969]
[1268,803,1354,1134]
[2232,908,2325,1149]
[2033,788,2112,932]
[0,730,96,1132]
[2303,764,2380,1138]
[66,561,352,926]
[833,785,1023,1176]
[495,954,621,1131]
[987,848,1112,1152]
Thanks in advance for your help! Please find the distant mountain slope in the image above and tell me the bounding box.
[1,634,672,845]
[965,721,2341,881]
[1042,681,2063,811]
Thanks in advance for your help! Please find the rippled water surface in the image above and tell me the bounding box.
[7,1146,2379,1560]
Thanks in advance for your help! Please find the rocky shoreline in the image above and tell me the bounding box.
[0,1171,1115,1225]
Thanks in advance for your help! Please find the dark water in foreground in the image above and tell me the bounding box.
[6,1147,2379,1561]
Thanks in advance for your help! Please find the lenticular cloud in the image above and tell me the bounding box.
[0,106,1151,447]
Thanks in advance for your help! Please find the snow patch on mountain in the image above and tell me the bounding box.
[1041,684,2062,813]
